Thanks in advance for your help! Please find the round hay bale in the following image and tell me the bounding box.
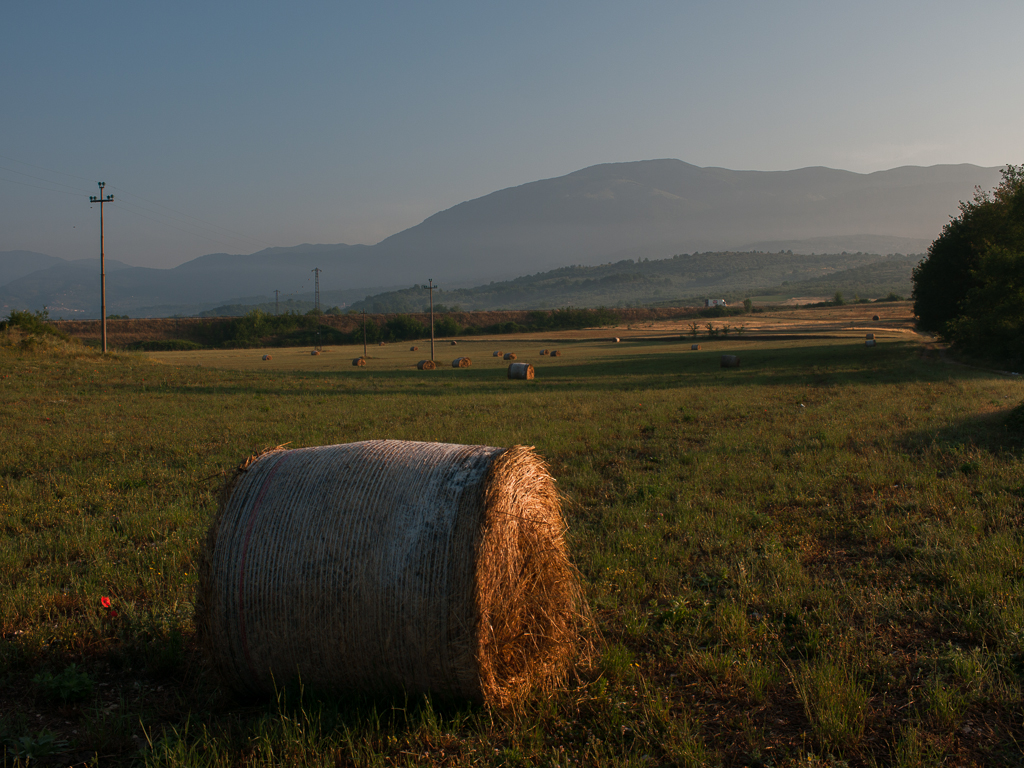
[872,315,880,321]
[311,350,320,356]
[612,337,620,343]
[410,346,419,351]
[417,359,436,370]
[865,333,874,340]
[691,344,701,351]
[196,440,579,706]
[352,357,366,367]
[450,340,458,346]
[452,357,472,368]
[379,341,386,347]
[866,339,876,347]
[508,362,534,380]
[493,350,501,357]
[503,352,517,361]
[720,354,740,368]
[549,350,561,357]
[262,354,272,361]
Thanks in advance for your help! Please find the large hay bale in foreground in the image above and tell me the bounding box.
[417,359,436,370]
[452,357,472,368]
[508,362,534,380]
[197,440,578,706]
[352,357,366,367]
[720,355,740,368]
[504,352,517,361]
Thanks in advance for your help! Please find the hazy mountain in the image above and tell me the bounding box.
[0,251,69,288]
[0,160,1003,316]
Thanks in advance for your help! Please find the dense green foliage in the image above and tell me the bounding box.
[2,334,1024,766]
[0,309,69,339]
[913,165,1024,361]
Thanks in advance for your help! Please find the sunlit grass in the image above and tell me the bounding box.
[2,332,1023,766]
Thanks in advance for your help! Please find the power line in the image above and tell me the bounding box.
[0,175,91,198]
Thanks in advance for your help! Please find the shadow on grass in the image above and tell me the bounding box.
[111,340,1009,399]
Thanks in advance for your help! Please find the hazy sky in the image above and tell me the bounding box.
[2,1,1021,268]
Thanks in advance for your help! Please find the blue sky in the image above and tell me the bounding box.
[2,1,1021,268]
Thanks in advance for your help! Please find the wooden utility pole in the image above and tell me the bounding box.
[362,310,367,358]
[428,279,435,361]
[89,182,113,353]
[274,289,280,314]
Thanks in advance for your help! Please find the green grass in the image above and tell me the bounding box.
[1,329,1023,766]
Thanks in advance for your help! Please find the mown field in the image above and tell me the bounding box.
[1,318,1023,767]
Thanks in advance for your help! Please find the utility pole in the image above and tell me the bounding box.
[362,310,367,358]
[274,289,280,315]
[89,182,113,353]
[428,279,435,362]
[312,268,322,351]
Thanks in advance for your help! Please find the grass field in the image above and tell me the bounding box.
[2,309,1023,767]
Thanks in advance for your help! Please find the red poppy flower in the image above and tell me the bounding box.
[100,596,111,608]
[109,610,119,618]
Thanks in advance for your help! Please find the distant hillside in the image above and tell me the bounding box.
[2,159,1000,316]
[347,251,919,313]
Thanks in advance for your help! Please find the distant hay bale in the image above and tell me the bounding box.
[417,359,436,370]
[493,351,501,357]
[450,340,458,346]
[410,346,419,351]
[865,339,876,347]
[549,350,561,357]
[612,337,620,343]
[196,440,579,706]
[865,333,874,340]
[311,350,320,356]
[720,355,740,368]
[691,344,701,351]
[508,362,534,380]
[540,350,547,356]
[262,354,272,361]
[379,341,386,347]
[352,357,366,367]
[503,352,517,361]
[872,315,880,321]
[452,357,472,368]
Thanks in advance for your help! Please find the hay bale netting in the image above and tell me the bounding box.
[196,440,579,706]
[866,339,876,347]
[691,344,701,351]
[503,352,517,361]
[720,354,740,368]
[417,359,436,370]
[549,350,561,357]
[508,362,535,380]
[452,357,472,368]
[352,357,366,367]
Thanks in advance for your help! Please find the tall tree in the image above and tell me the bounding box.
[913,166,1024,349]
